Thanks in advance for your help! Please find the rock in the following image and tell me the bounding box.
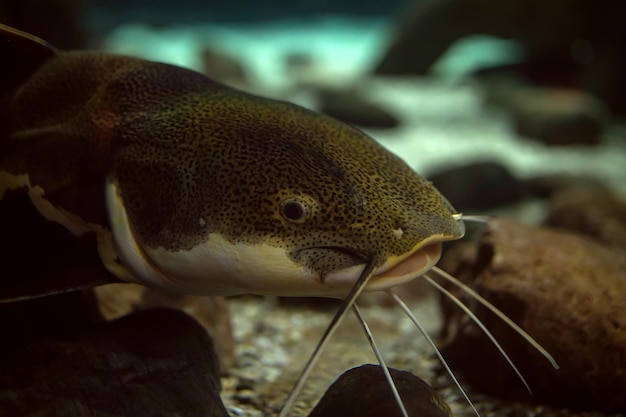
[283,52,316,78]
[427,161,524,211]
[0,292,229,417]
[437,218,626,412]
[308,364,452,417]
[373,0,626,115]
[509,88,606,145]
[317,87,400,129]
[95,284,236,372]
[545,187,626,253]
[141,288,236,372]
[201,46,249,87]
[522,173,608,199]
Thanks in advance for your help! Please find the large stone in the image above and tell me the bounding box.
[308,364,452,417]
[0,292,229,417]
[317,87,400,129]
[437,218,626,412]
[522,173,608,199]
[426,161,524,211]
[95,284,236,372]
[545,187,626,253]
[201,46,249,88]
[508,87,606,146]
[374,0,626,115]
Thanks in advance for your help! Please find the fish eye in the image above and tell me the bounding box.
[280,198,309,224]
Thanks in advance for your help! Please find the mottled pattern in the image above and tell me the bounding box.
[109,71,462,273]
[2,41,463,278]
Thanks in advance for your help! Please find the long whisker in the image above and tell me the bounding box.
[452,213,492,224]
[387,289,480,417]
[277,259,379,417]
[424,274,532,394]
[352,303,409,417]
[431,266,559,370]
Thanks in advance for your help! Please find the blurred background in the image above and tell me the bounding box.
[2,0,625,218]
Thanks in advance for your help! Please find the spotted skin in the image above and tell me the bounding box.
[1,24,463,289]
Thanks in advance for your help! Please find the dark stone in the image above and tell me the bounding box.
[427,161,524,211]
[545,187,626,253]
[308,364,452,417]
[508,88,606,146]
[437,218,626,412]
[140,288,236,372]
[374,0,626,115]
[283,52,315,77]
[317,87,400,129]
[522,173,608,199]
[201,47,249,87]
[0,292,229,417]
[96,284,236,373]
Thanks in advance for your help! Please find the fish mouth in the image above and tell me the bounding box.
[366,240,442,291]
[323,236,448,294]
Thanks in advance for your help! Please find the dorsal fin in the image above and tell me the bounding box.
[0,23,58,97]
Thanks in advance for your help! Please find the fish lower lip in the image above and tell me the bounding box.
[366,242,442,291]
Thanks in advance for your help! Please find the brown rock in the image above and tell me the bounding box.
[95,284,235,372]
[373,0,626,115]
[317,87,400,129]
[308,364,452,417]
[509,88,606,146]
[427,161,524,211]
[283,52,316,78]
[437,218,626,412]
[522,173,608,198]
[141,288,235,372]
[0,292,229,417]
[201,46,248,87]
[545,187,626,253]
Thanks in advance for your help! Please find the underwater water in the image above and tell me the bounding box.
[2,1,626,416]
[99,17,626,199]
